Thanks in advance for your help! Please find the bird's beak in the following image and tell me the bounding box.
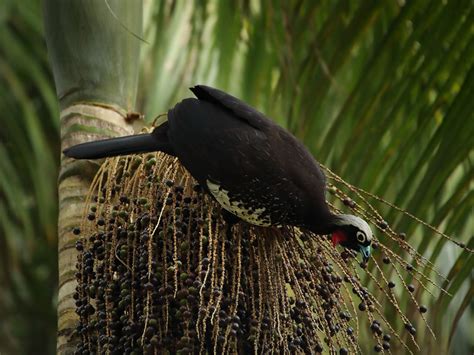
[359,245,371,263]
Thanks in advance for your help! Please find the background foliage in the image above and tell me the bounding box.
[0,0,472,354]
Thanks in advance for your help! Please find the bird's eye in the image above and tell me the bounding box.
[356,231,366,243]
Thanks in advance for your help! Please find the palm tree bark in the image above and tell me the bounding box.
[43,1,142,353]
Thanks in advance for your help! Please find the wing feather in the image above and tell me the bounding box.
[190,85,271,130]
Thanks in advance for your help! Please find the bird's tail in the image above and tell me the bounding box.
[65,132,175,160]
[63,134,161,159]
[64,122,174,159]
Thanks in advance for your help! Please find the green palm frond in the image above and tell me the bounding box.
[0,1,58,354]
[138,1,473,353]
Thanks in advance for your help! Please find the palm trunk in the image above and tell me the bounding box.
[43,1,142,353]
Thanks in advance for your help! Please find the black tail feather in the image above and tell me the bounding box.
[63,133,173,159]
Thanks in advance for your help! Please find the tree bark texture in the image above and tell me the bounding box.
[43,1,143,353]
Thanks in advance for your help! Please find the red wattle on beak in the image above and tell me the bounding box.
[331,231,347,247]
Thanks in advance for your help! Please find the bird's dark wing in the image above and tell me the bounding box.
[167,98,270,183]
[167,98,328,226]
[189,85,271,131]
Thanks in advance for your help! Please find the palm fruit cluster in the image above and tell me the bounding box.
[71,152,465,354]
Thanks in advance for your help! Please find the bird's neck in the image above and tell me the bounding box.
[306,211,341,235]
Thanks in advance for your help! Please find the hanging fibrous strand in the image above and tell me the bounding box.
[70,145,470,354]
[66,83,469,355]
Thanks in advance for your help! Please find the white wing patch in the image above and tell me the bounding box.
[206,180,271,226]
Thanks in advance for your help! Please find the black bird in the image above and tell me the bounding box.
[64,85,372,261]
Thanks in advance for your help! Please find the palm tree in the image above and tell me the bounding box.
[43,0,142,353]
[0,1,472,354]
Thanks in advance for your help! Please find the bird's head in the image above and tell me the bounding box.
[332,214,373,262]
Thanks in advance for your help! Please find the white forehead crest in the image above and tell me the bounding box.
[335,214,373,241]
